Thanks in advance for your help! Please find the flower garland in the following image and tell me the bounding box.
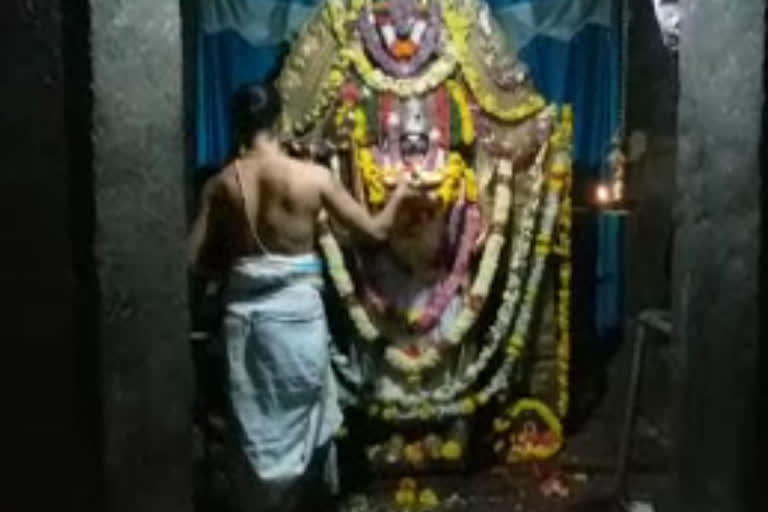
[320,149,483,350]
[371,107,573,419]
[357,0,442,78]
[342,42,458,97]
[325,0,366,45]
[324,134,503,376]
[442,0,545,122]
[553,106,573,418]
[385,345,441,375]
[380,156,512,375]
[507,117,571,362]
[281,50,351,134]
[413,203,482,332]
[374,142,547,407]
[493,398,564,462]
[446,79,475,145]
[357,146,469,208]
[357,146,388,206]
[372,159,564,421]
[555,179,571,418]
[318,211,381,342]
[442,157,515,346]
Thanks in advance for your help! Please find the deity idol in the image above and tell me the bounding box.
[277,0,573,466]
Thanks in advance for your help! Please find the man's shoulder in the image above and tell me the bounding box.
[285,157,330,186]
[285,155,326,174]
[203,165,237,199]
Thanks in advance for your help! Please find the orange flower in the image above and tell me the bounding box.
[391,39,417,60]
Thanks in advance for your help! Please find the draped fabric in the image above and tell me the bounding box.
[195,0,623,341]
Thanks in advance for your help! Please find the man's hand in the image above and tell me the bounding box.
[393,172,421,200]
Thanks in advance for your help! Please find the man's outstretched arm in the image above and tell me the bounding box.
[318,166,414,242]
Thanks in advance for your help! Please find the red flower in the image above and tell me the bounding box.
[341,82,361,105]
[404,345,422,358]
[538,431,557,446]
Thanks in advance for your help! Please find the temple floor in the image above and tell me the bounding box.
[341,472,665,512]
[337,337,670,512]
[195,332,672,511]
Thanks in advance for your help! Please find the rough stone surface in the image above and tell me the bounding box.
[625,0,679,314]
[90,0,194,510]
[2,0,69,502]
[671,1,763,510]
[1,0,101,509]
[624,0,681,466]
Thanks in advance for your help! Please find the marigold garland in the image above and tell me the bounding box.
[555,185,571,418]
[503,398,564,462]
[342,42,459,97]
[357,146,388,206]
[444,158,514,346]
[357,147,471,209]
[281,50,351,134]
[369,106,573,421]
[372,173,563,421]
[553,105,573,418]
[305,2,575,422]
[374,143,546,406]
[382,155,513,374]
[446,79,475,145]
[442,0,545,122]
[325,0,365,44]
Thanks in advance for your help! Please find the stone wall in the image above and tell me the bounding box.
[1,0,99,509]
[90,1,194,510]
[671,0,763,510]
[624,0,681,459]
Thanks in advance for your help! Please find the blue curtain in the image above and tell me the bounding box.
[196,0,623,341]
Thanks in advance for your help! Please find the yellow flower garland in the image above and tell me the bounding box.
[280,51,350,134]
[325,0,365,44]
[446,79,475,145]
[555,185,572,417]
[352,104,367,144]
[552,105,573,418]
[357,147,388,206]
[357,146,471,209]
[442,0,546,122]
[342,42,458,97]
[504,398,564,462]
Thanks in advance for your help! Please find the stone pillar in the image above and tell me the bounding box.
[90,1,194,511]
[1,0,90,508]
[671,1,763,510]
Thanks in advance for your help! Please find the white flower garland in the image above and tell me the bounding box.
[375,159,566,421]
[381,156,516,375]
[445,158,514,346]
[376,142,548,406]
[384,346,441,375]
[318,211,380,341]
[320,151,514,369]
[342,42,459,97]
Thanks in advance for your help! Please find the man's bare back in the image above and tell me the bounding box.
[228,152,325,255]
[187,139,414,275]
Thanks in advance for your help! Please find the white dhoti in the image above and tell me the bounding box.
[223,254,342,511]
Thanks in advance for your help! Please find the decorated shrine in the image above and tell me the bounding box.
[275,0,573,470]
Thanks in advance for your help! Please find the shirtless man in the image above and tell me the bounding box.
[187,82,413,511]
[187,86,411,271]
